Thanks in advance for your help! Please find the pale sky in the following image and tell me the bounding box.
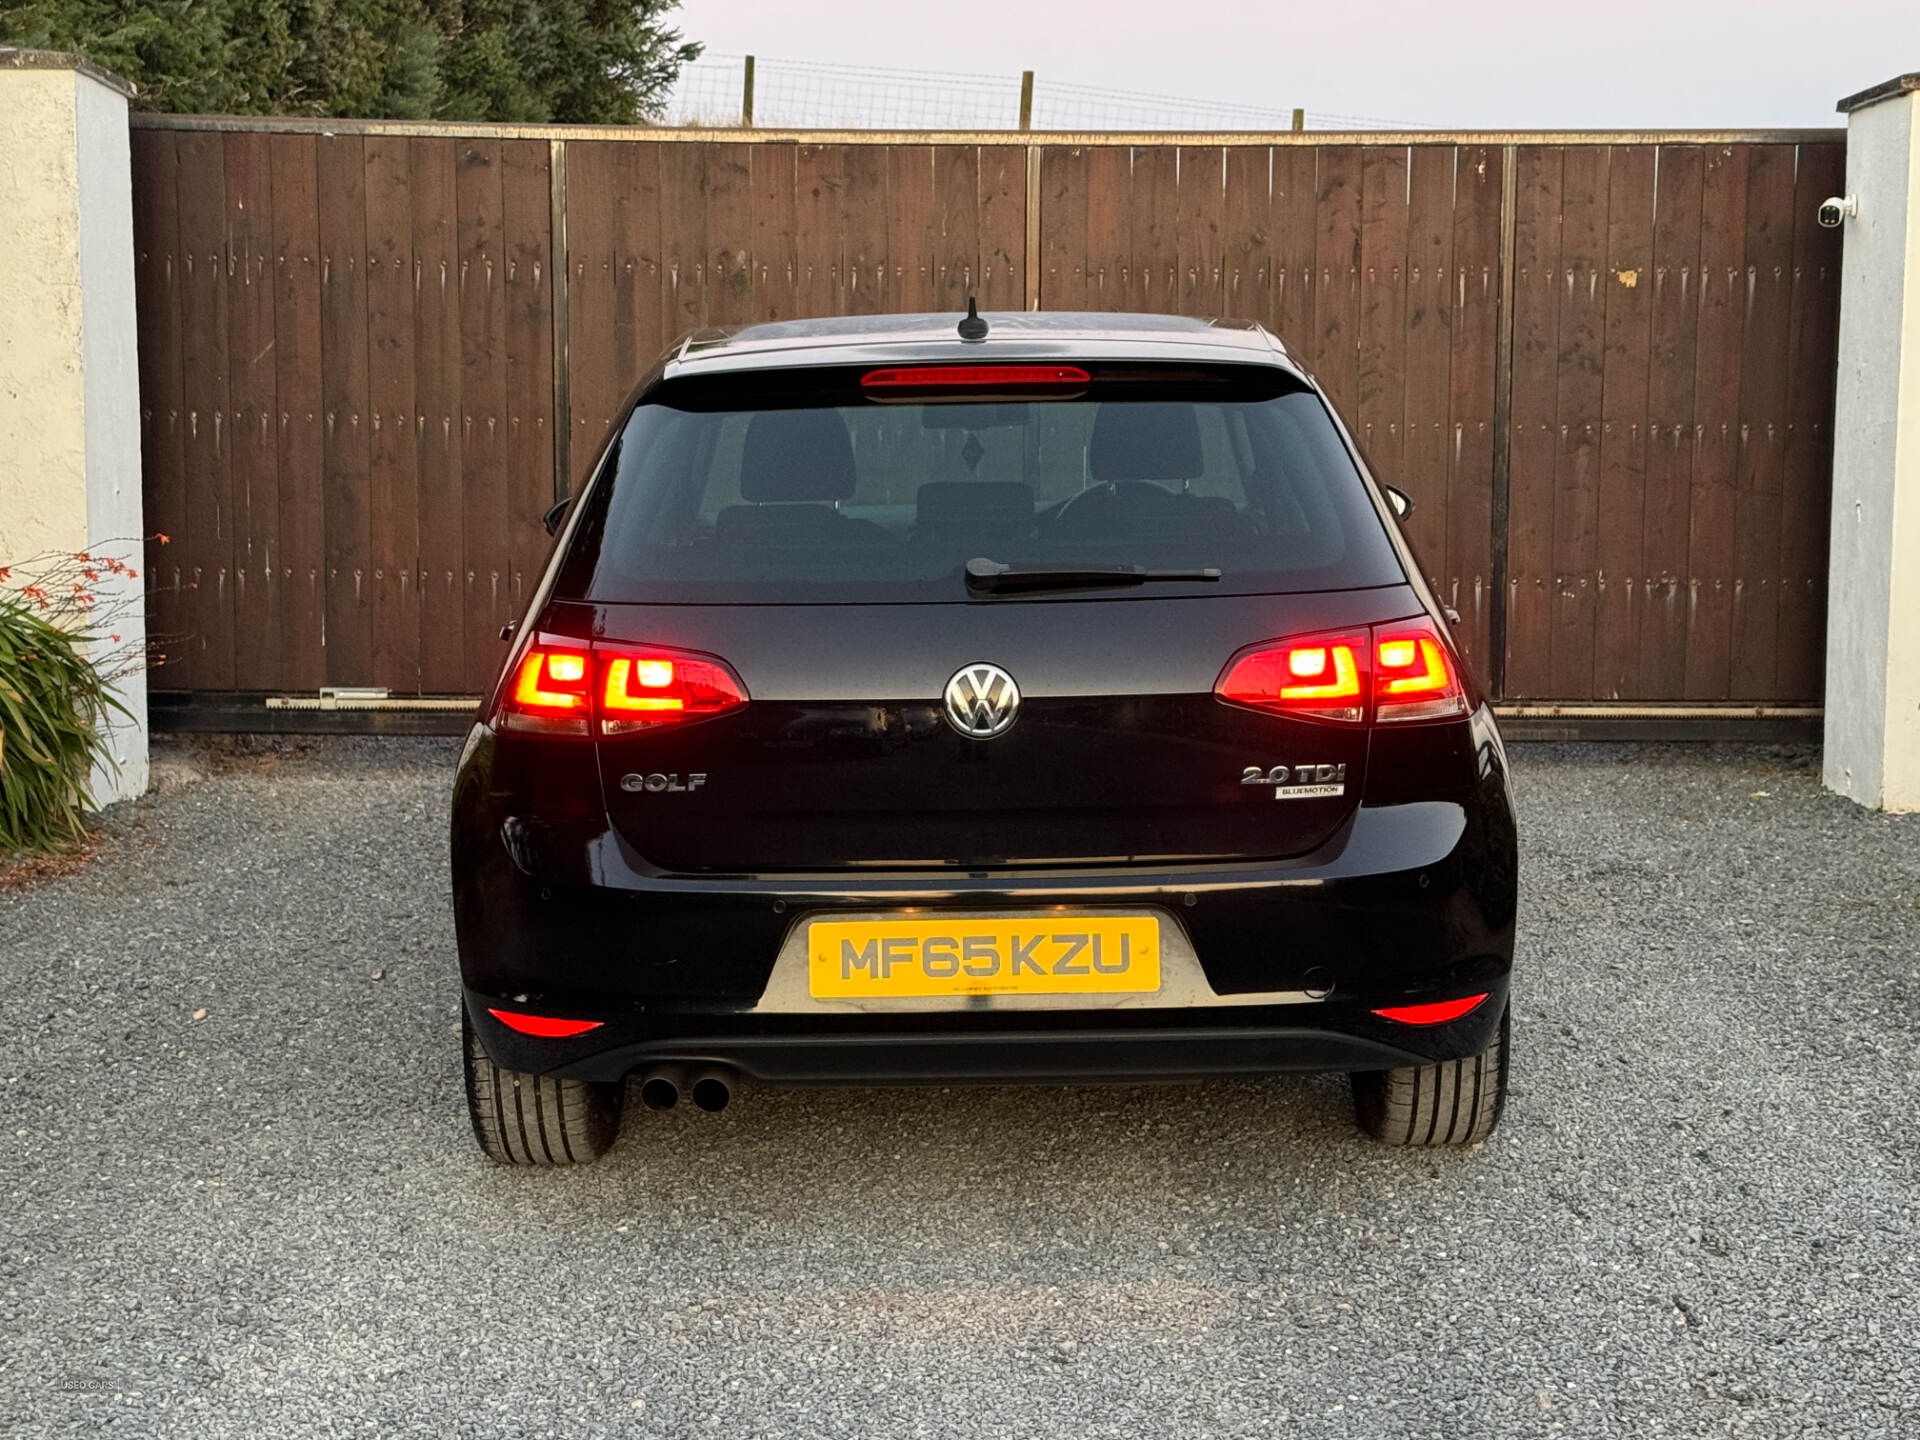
[675,0,1915,131]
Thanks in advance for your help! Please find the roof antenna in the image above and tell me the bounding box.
[957,295,989,342]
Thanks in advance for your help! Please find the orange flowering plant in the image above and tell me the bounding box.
[0,539,160,853]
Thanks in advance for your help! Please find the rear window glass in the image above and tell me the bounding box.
[557,363,1404,603]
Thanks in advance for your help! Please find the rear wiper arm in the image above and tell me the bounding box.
[964,556,1222,594]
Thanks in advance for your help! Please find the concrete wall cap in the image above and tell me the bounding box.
[0,46,136,100]
[1837,74,1919,115]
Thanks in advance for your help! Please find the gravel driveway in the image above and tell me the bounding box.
[2,736,1915,1438]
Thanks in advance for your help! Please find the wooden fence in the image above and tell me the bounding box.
[128,117,1845,702]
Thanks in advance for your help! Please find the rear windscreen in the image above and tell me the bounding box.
[557,363,1405,603]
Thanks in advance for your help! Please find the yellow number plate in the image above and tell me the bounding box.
[808,916,1161,998]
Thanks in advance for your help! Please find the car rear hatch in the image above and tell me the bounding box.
[516,357,1432,874]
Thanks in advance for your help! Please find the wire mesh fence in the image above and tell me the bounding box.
[663,53,1425,131]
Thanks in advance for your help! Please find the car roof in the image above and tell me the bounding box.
[661,310,1304,380]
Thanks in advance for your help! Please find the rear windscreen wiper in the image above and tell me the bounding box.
[964,556,1222,594]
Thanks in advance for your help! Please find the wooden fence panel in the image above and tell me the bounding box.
[127,119,1842,706]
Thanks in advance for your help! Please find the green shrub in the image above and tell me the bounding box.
[0,591,127,854]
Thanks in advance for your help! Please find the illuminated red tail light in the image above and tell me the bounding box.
[1215,631,1368,723]
[500,640,593,736]
[599,646,747,736]
[494,637,748,738]
[1373,617,1467,723]
[1372,993,1488,1025]
[1215,616,1468,726]
[487,1008,604,1038]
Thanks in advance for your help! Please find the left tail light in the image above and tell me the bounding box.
[495,636,748,738]
[1371,616,1467,722]
[1216,615,1467,725]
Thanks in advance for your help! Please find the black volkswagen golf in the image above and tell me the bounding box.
[452,310,1517,1164]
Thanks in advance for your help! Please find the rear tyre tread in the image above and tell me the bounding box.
[1352,1004,1509,1148]
[463,1008,622,1165]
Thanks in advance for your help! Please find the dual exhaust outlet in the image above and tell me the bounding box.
[639,1064,733,1113]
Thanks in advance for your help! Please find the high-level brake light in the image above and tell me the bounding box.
[1215,616,1466,725]
[860,364,1091,390]
[495,636,748,738]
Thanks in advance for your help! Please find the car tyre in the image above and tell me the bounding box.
[1351,1003,1509,1147]
[463,1006,623,1165]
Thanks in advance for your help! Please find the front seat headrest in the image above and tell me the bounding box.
[740,410,858,503]
[1088,403,1204,484]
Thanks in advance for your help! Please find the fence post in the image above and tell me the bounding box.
[1825,72,1920,810]
[0,51,147,802]
[1291,108,1305,132]
[1019,71,1034,132]
[1487,144,1519,700]
[742,55,755,128]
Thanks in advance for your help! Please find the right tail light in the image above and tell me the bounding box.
[1216,615,1466,725]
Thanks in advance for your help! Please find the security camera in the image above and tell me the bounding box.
[1818,195,1858,228]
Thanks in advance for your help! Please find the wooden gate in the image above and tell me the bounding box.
[129,117,1844,703]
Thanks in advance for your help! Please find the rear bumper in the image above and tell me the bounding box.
[453,706,1517,1083]
[465,982,1511,1085]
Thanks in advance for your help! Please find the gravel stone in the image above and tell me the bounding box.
[1,736,1916,1437]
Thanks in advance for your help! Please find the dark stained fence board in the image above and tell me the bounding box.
[1356,145,1410,516]
[751,143,799,323]
[1729,144,1796,698]
[1129,145,1177,313]
[615,142,666,380]
[266,134,326,691]
[1221,146,1271,323]
[1595,144,1655,700]
[562,140,618,490]
[1686,143,1750,701]
[889,145,939,314]
[1083,145,1132,311]
[315,134,374,687]
[978,146,1027,312]
[223,130,282,693]
[798,144,849,316]
[932,145,978,309]
[658,141,708,337]
[411,137,467,691]
[1177,146,1226,317]
[130,123,1844,707]
[1313,147,1363,420]
[1504,145,1565,698]
[130,130,190,686]
[1446,144,1503,673]
[1640,144,1705,699]
[705,143,754,329]
[1270,146,1318,368]
[362,135,420,693]
[174,130,236,690]
[843,145,890,315]
[1039,146,1088,309]
[1402,146,1455,617]
[1778,144,1845,699]
[1548,145,1609,700]
[501,140,556,629]
[456,139,512,691]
